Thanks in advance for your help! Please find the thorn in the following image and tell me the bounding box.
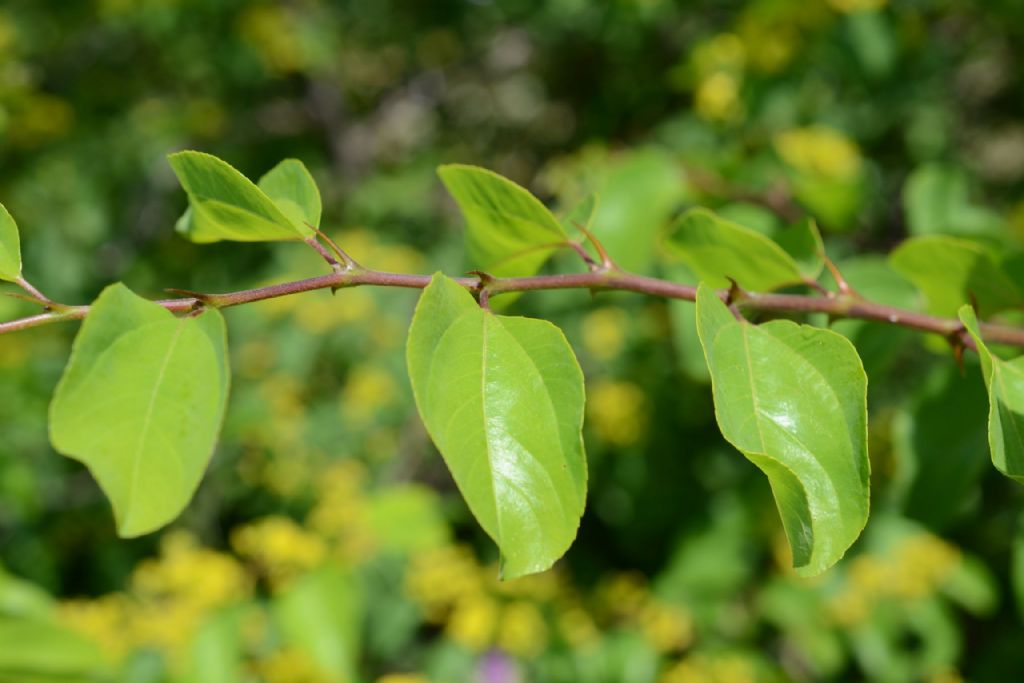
[308,224,359,270]
[725,277,747,306]
[571,220,617,271]
[948,330,967,375]
[566,240,600,271]
[823,255,859,298]
[467,270,495,311]
[164,288,214,309]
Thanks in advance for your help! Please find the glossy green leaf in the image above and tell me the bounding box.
[257,158,322,230]
[0,202,21,282]
[438,164,568,278]
[958,306,1024,482]
[890,236,1020,316]
[667,208,805,291]
[169,151,313,243]
[406,273,587,578]
[49,283,231,537]
[696,284,869,575]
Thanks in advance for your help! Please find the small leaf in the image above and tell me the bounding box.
[904,163,1003,238]
[0,617,105,678]
[890,236,1020,316]
[169,151,313,243]
[0,202,22,282]
[696,284,870,575]
[667,208,805,291]
[407,274,587,578]
[438,164,568,278]
[258,158,322,230]
[49,283,231,536]
[959,306,1024,483]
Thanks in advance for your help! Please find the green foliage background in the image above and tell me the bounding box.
[3,0,1024,681]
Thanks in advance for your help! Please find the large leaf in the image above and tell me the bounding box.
[695,284,870,575]
[169,151,314,243]
[0,202,21,282]
[667,208,805,292]
[959,306,1024,482]
[903,164,1003,238]
[890,236,1020,316]
[257,158,322,230]
[438,164,568,278]
[406,273,587,578]
[49,283,231,536]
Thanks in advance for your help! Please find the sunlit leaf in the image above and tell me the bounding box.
[49,283,231,537]
[890,236,1020,316]
[0,202,21,282]
[667,208,805,292]
[169,151,313,243]
[696,284,870,575]
[959,306,1024,482]
[438,164,568,278]
[406,273,587,578]
[257,158,322,230]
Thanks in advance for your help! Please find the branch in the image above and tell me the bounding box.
[2,267,1021,351]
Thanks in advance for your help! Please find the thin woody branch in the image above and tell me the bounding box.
[3,267,1022,350]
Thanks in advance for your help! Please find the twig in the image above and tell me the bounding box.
[3,266,1022,352]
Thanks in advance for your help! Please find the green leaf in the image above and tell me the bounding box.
[903,164,1003,238]
[49,283,231,537]
[0,202,22,282]
[695,284,870,575]
[892,363,988,530]
[667,208,805,291]
[257,158,322,230]
[0,618,105,678]
[169,151,313,243]
[176,608,245,683]
[890,236,1020,316]
[274,566,360,682]
[958,306,1024,483]
[438,164,568,278]
[406,273,587,578]
[775,218,825,280]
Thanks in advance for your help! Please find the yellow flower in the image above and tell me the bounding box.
[59,594,134,660]
[376,675,431,683]
[693,34,746,76]
[447,595,499,652]
[341,366,399,423]
[497,601,548,658]
[828,0,887,13]
[774,126,862,181]
[582,307,629,360]
[557,604,600,649]
[586,381,649,446]
[638,601,694,653]
[405,545,483,620]
[696,72,743,123]
[232,517,327,588]
[254,647,333,683]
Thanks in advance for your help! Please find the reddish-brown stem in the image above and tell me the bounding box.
[2,268,1021,350]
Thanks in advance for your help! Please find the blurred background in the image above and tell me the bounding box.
[2,0,1024,681]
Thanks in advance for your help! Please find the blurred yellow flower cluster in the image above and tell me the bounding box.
[596,572,694,654]
[774,126,863,181]
[828,532,961,625]
[582,306,630,361]
[253,647,334,683]
[307,460,377,563]
[587,379,649,446]
[691,34,746,123]
[828,0,888,14]
[60,531,250,660]
[660,651,760,683]
[233,517,328,590]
